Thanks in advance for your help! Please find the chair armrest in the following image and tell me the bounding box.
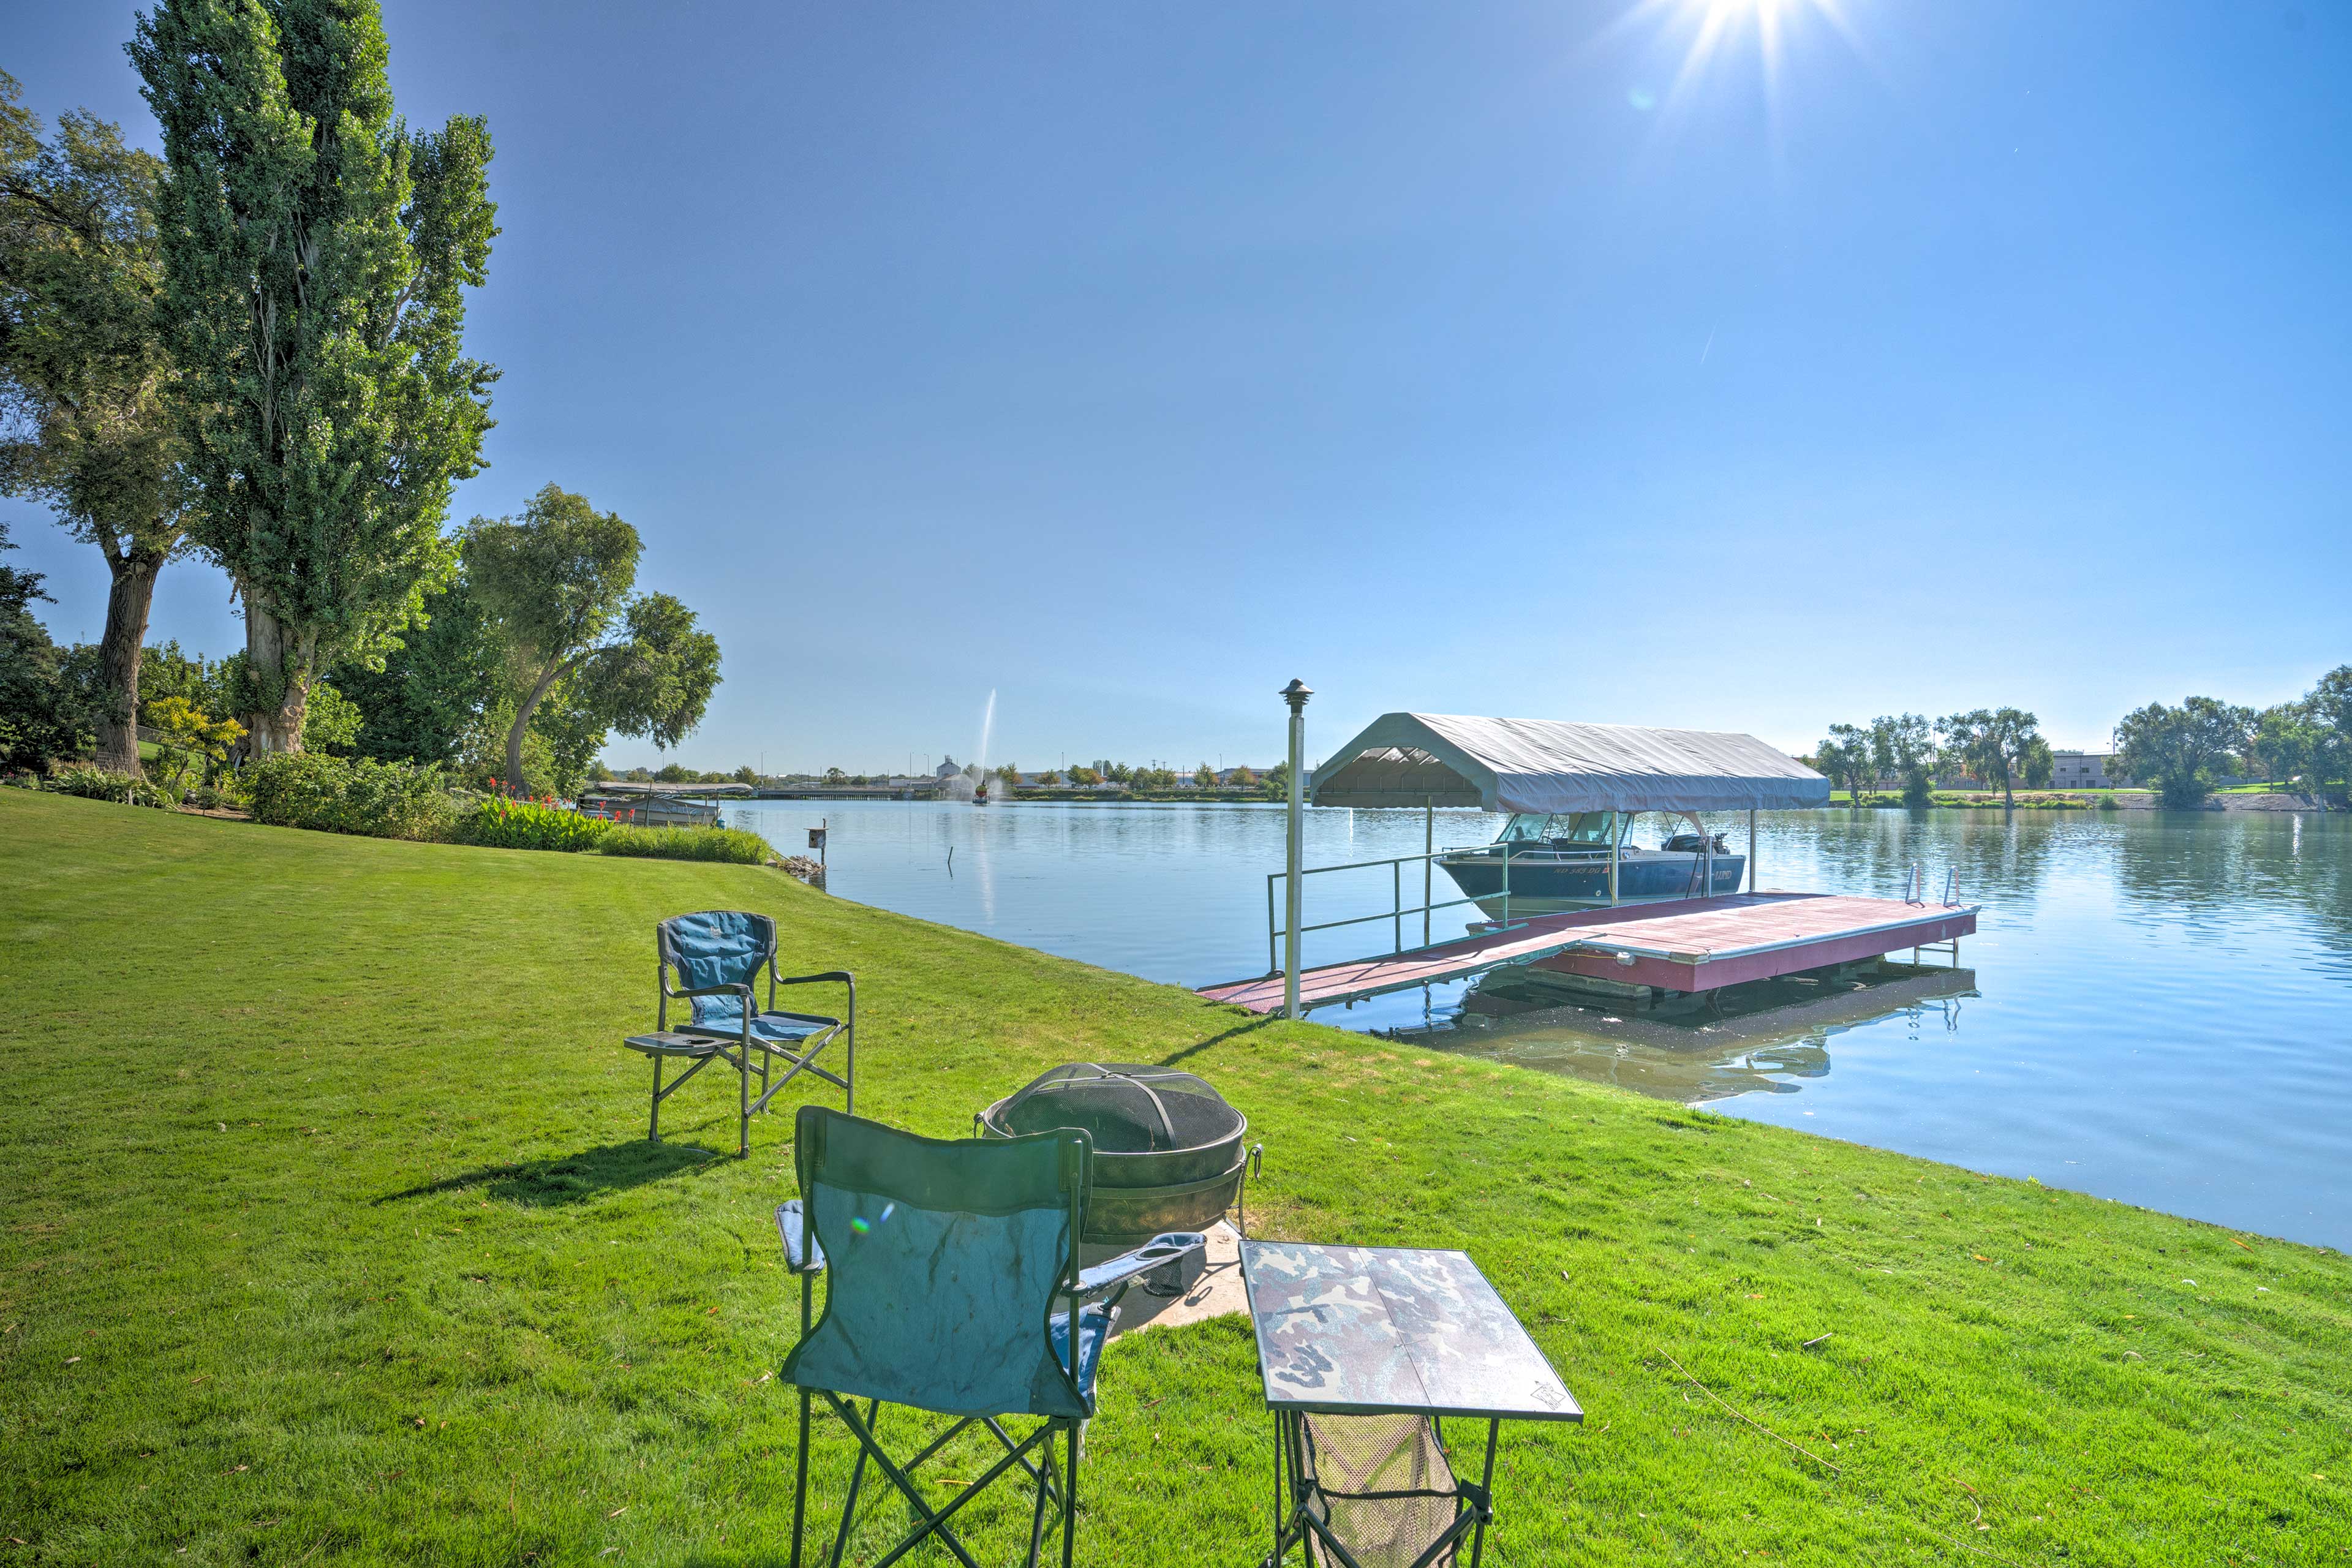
[772,968,853,988]
[1076,1232,1205,1298]
[663,980,755,1001]
[775,1199,826,1274]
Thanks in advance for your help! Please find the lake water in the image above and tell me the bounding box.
[729,800,2352,1251]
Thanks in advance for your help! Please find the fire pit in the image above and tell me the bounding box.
[977,1063,1254,1244]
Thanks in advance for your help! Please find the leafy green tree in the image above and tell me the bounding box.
[823,767,846,785]
[1813,723,1871,804]
[463,484,721,797]
[655,763,690,783]
[0,521,94,769]
[0,74,190,775]
[1229,764,1256,789]
[1869,714,1936,808]
[586,760,612,783]
[994,763,1019,793]
[300,680,363,754]
[146,694,241,790]
[2248,703,2313,790]
[1037,769,1061,787]
[2299,666,2352,807]
[1195,762,1217,791]
[734,764,759,785]
[1264,760,1292,799]
[2111,696,2253,809]
[2019,734,2054,791]
[139,639,231,725]
[1936,707,2046,809]
[323,575,502,765]
[1067,765,1101,787]
[130,0,498,755]
[464,672,606,799]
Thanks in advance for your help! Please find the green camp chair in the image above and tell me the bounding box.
[776,1106,1207,1568]
[656,910,853,1152]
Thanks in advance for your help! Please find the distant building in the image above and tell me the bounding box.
[2049,750,2116,788]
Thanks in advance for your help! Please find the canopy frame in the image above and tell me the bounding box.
[1309,713,1828,817]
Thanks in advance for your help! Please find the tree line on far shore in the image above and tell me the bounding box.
[0,11,719,804]
[1809,669,2351,810]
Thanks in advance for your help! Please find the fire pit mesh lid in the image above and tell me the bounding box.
[997,1063,1236,1155]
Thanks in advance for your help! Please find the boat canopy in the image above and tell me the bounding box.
[1308,712,1829,815]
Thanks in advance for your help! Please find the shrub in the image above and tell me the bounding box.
[451,796,611,853]
[244,752,452,840]
[183,783,241,812]
[598,823,768,864]
[45,765,175,809]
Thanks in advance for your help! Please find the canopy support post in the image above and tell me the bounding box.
[1747,809,1758,893]
[1610,812,1626,906]
[1423,797,1433,946]
[1281,680,1313,1020]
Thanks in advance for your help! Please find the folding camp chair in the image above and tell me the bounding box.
[652,910,853,1154]
[776,1106,1207,1568]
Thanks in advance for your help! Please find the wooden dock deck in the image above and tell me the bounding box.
[1197,892,1978,1015]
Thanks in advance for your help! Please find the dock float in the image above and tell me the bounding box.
[1198,892,1978,1016]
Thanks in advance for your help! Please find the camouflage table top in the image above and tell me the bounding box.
[1239,1242,1581,1422]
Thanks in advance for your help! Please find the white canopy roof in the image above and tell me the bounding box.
[1309,712,1829,815]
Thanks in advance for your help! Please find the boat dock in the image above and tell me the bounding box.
[1197,891,1977,1015]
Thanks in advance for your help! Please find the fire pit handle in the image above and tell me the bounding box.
[1235,1141,1266,1240]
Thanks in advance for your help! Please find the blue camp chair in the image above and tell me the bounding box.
[654,911,853,1153]
[777,1106,1207,1568]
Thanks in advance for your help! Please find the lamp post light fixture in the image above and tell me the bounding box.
[1280,679,1313,1020]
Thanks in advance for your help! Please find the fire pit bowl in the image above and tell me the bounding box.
[977,1063,1253,1244]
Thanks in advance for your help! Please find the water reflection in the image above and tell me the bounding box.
[1382,961,1977,1106]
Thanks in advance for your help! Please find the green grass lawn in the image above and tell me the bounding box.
[2,790,2346,1566]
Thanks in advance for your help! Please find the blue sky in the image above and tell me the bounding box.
[6,1,2346,771]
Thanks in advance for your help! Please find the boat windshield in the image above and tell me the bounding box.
[1498,812,1620,845]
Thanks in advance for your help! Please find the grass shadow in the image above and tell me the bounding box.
[371,1139,726,1208]
[1159,1017,1278,1068]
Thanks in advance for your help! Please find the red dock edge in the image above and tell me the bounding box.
[1197,892,1978,1016]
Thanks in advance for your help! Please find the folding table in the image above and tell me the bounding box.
[1241,1242,1581,1568]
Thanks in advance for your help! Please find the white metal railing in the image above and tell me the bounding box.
[1265,843,1532,973]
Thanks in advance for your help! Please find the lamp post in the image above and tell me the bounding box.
[1281,679,1312,1020]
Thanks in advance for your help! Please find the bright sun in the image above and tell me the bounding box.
[1636,0,1860,105]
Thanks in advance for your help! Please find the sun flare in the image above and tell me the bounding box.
[1621,0,1862,110]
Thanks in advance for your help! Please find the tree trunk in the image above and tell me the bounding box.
[243,599,314,757]
[504,702,530,797]
[94,548,167,776]
[505,654,581,798]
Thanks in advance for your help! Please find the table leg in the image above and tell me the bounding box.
[1266,1410,1283,1567]
[1466,1417,1500,1568]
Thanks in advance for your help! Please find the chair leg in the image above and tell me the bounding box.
[1025,1427,1054,1567]
[791,1387,811,1568]
[826,1399,878,1568]
[648,1054,663,1142]
[738,1038,752,1158]
[1060,1415,1080,1568]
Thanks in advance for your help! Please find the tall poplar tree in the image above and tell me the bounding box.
[130,0,497,753]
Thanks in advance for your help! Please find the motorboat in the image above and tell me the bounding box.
[1435,810,1743,906]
